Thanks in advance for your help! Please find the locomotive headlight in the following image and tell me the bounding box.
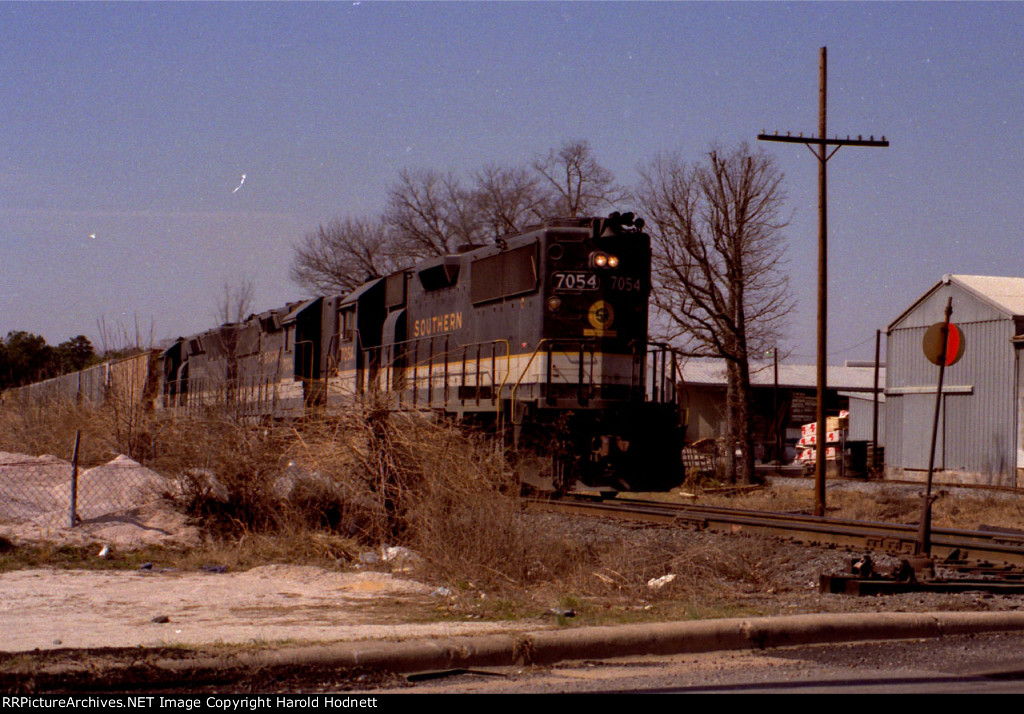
[589,251,620,269]
[546,297,563,312]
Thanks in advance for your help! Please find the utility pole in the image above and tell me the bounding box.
[772,347,781,471]
[758,46,889,517]
[872,328,881,472]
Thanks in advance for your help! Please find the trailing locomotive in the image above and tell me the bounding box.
[160,214,687,493]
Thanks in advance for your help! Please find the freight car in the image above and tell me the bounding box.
[163,214,688,493]
[2,350,161,411]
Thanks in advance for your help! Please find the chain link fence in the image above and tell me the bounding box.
[0,450,172,529]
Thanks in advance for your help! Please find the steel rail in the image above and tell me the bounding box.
[619,497,1024,547]
[770,472,1024,498]
[525,497,1024,569]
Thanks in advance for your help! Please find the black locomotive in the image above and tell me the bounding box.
[159,213,687,492]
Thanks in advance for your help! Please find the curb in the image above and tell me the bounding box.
[154,610,1024,677]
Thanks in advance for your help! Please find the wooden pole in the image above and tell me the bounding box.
[773,347,781,470]
[814,46,828,516]
[758,46,889,515]
[916,296,953,557]
[871,329,881,472]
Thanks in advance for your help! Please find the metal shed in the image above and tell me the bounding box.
[678,358,882,462]
[885,274,1024,486]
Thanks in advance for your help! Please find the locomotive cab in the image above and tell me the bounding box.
[514,214,684,492]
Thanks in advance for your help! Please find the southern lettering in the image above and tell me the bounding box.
[412,312,463,338]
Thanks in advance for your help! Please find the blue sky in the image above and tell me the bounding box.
[2,2,1023,363]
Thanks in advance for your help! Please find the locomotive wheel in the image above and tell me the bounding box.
[551,446,576,496]
[551,454,570,495]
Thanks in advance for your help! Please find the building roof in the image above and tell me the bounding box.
[679,359,882,392]
[840,390,886,403]
[889,274,1024,329]
[947,275,1024,318]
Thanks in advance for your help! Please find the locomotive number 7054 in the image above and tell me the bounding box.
[552,271,600,291]
[607,275,643,292]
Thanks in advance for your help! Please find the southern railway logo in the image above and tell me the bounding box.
[584,300,617,337]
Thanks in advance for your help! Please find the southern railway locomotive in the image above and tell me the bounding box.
[29,214,688,493]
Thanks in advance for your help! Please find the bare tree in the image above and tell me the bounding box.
[385,168,484,258]
[217,275,256,326]
[471,163,544,238]
[533,139,628,218]
[212,276,257,411]
[638,144,792,484]
[291,140,628,294]
[290,216,396,295]
[95,315,154,359]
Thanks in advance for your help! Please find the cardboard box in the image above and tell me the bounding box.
[795,445,839,462]
[827,416,849,432]
[798,431,842,446]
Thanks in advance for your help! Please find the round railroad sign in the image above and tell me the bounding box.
[922,321,965,366]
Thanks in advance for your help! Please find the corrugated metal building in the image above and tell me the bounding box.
[842,391,885,445]
[885,274,1024,486]
[679,359,883,462]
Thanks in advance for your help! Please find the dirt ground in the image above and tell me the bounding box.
[0,565,537,653]
[0,451,541,653]
[4,450,1024,661]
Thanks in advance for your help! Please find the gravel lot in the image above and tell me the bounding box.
[4,513,1024,655]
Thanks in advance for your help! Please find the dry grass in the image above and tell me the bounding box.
[5,397,1024,623]
[0,396,791,620]
[0,399,121,468]
[926,489,1024,531]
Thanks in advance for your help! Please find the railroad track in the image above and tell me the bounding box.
[525,496,1024,571]
[769,472,1024,498]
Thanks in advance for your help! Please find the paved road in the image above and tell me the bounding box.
[9,611,1024,693]
[387,631,1024,693]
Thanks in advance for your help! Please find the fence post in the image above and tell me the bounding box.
[69,429,81,528]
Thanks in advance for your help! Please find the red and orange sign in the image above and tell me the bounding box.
[922,321,965,367]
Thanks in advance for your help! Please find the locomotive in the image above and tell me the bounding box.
[163,213,688,492]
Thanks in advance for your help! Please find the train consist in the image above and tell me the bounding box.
[11,214,688,492]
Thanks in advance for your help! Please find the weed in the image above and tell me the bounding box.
[8,395,1024,626]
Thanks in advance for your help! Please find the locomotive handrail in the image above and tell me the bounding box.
[508,342,546,425]
[508,338,600,425]
[645,341,686,404]
[362,335,511,412]
[492,339,512,434]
